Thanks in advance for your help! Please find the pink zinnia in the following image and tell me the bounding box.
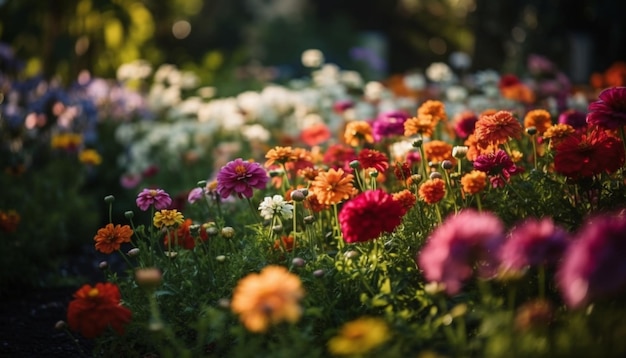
[371,110,410,142]
[557,211,626,309]
[216,158,269,199]
[417,210,506,295]
[339,189,405,243]
[473,150,524,188]
[136,188,172,211]
[586,87,626,130]
[187,187,204,204]
[499,217,570,272]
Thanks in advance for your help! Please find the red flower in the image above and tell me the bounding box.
[553,127,625,178]
[163,219,209,250]
[357,149,389,174]
[339,189,405,243]
[67,283,132,339]
[322,144,357,171]
[586,87,626,130]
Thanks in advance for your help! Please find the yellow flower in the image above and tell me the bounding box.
[461,170,487,195]
[327,316,390,356]
[51,133,83,150]
[153,209,184,228]
[79,149,103,165]
[231,265,304,333]
[344,121,374,147]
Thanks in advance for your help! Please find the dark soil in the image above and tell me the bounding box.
[0,244,128,358]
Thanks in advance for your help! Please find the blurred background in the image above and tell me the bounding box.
[1,0,625,87]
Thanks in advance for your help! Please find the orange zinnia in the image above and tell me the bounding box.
[344,121,374,147]
[474,110,522,149]
[423,140,455,164]
[404,115,436,137]
[524,109,553,135]
[392,189,417,213]
[309,168,358,205]
[417,100,447,123]
[543,123,575,149]
[418,178,446,204]
[265,146,296,167]
[464,134,497,161]
[461,170,487,195]
[231,265,305,333]
[94,223,133,254]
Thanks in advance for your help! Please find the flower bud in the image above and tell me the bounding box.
[349,160,360,169]
[272,225,283,234]
[525,126,538,136]
[429,172,443,180]
[412,138,423,147]
[98,261,109,270]
[135,268,162,290]
[221,226,235,238]
[369,170,379,178]
[303,215,316,225]
[127,248,140,257]
[290,189,307,202]
[292,257,306,267]
[344,250,359,259]
[124,210,134,219]
[197,180,207,187]
[452,146,468,159]
[313,269,325,277]
[104,195,115,204]
[54,320,67,330]
[217,298,230,309]
[216,255,226,263]
[206,226,219,236]
[441,160,454,170]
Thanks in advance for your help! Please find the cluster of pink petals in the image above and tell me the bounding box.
[473,150,523,188]
[586,86,626,129]
[216,158,269,199]
[417,210,506,295]
[339,189,405,244]
[136,188,172,211]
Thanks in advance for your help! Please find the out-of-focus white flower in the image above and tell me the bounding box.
[313,64,340,87]
[301,49,325,68]
[426,62,454,83]
[237,91,263,120]
[389,140,416,162]
[403,72,426,90]
[154,64,177,84]
[242,124,271,142]
[364,81,385,101]
[197,86,217,99]
[116,60,152,81]
[446,85,469,102]
[258,195,294,220]
[340,70,363,89]
[449,51,472,70]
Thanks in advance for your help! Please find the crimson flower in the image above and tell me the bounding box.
[473,150,523,188]
[322,144,357,172]
[67,283,132,339]
[553,127,625,178]
[216,158,269,198]
[339,189,405,243]
[164,219,209,250]
[586,87,626,129]
[357,149,389,174]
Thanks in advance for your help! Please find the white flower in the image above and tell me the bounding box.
[258,195,294,220]
[301,49,325,68]
[425,62,454,83]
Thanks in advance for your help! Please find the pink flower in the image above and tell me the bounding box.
[216,158,269,199]
[499,217,570,272]
[473,150,523,188]
[187,187,204,204]
[586,87,626,130]
[557,211,626,309]
[136,188,172,211]
[371,110,410,142]
[417,210,505,295]
[339,189,405,243]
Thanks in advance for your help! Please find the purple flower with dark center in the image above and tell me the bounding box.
[136,188,172,211]
[586,87,626,129]
[499,217,570,272]
[558,109,587,129]
[417,209,506,295]
[216,158,269,199]
[371,110,410,142]
[473,150,524,188]
[557,211,626,308]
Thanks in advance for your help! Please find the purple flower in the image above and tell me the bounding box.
[417,210,506,295]
[558,109,587,129]
[499,217,570,272]
[187,187,204,204]
[557,211,626,308]
[216,158,269,199]
[586,87,626,129]
[473,150,524,188]
[136,188,172,211]
[371,110,410,142]
[453,111,479,139]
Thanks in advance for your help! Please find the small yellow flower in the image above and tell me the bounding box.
[328,316,390,356]
[153,209,184,229]
[79,149,103,165]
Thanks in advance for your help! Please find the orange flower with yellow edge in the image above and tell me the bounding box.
[231,265,304,333]
[93,223,133,254]
[265,146,296,167]
[344,121,374,147]
[327,316,390,356]
[309,168,358,205]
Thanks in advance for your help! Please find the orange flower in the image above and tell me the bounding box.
[300,123,331,147]
[403,115,436,137]
[461,170,487,195]
[284,147,315,173]
[67,282,132,339]
[309,168,358,205]
[344,121,374,147]
[303,192,330,212]
[265,146,296,167]
[524,109,552,135]
[543,123,575,149]
[273,236,295,252]
[79,149,103,165]
[392,189,417,213]
[500,83,536,104]
[464,134,497,161]
[418,178,446,204]
[0,210,20,233]
[231,265,305,333]
[418,100,447,123]
[474,110,522,149]
[93,223,133,254]
[423,140,455,164]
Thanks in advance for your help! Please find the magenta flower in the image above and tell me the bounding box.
[136,188,172,211]
[187,187,204,204]
[216,158,269,199]
[453,111,479,139]
[557,211,626,309]
[371,110,410,142]
[417,210,506,295]
[339,189,405,243]
[558,109,587,129]
[586,87,626,129]
[473,150,523,188]
[499,217,570,272]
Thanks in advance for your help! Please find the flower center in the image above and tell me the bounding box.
[235,165,247,176]
[88,288,99,298]
[149,189,158,197]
